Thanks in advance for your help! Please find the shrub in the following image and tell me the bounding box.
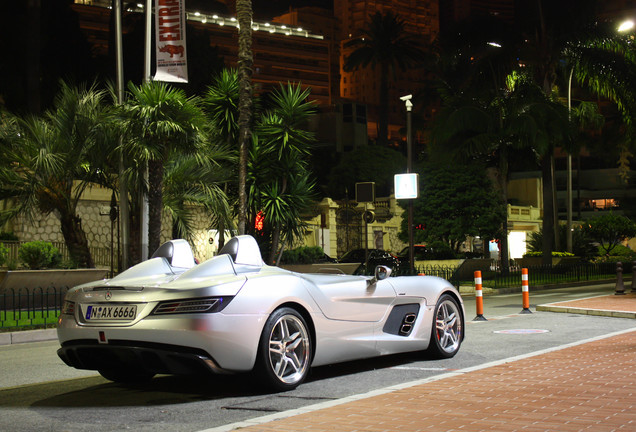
[426,241,457,259]
[526,225,596,259]
[18,241,62,269]
[590,244,636,264]
[280,246,327,264]
[523,251,575,258]
[0,231,18,241]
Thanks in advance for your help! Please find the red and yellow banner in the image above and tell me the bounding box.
[154,0,188,83]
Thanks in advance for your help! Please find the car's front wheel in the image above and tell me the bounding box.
[426,294,463,358]
[255,307,312,391]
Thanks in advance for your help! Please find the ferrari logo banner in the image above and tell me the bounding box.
[154,0,188,83]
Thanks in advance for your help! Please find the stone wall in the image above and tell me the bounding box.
[10,201,216,264]
[7,196,408,265]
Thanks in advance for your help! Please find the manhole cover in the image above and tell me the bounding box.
[493,329,550,334]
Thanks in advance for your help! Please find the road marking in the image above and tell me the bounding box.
[390,366,451,371]
[493,329,550,334]
[197,327,636,432]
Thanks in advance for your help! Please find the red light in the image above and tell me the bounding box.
[255,211,264,231]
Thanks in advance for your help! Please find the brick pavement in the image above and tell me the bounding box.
[215,295,636,432]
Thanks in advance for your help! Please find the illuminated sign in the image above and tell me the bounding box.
[394,173,419,199]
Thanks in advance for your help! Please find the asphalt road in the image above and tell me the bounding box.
[0,283,634,432]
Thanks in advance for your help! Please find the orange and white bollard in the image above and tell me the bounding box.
[520,267,532,314]
[473,270,487,321]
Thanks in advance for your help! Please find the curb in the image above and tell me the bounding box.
[536,304,636,319]
[0,328,57,346]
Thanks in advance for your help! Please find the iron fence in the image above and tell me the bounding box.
[0,287,69,330]
[491,262,621,289]
[393,260,622,290]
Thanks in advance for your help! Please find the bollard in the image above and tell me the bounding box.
[615,262,625,295]
[473,270,487,321]
[520,267,532,314]
[632,262,636,293]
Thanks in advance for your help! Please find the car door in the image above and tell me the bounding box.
[302,274,397,322]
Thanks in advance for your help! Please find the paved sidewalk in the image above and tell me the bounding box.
[212,294,636,432]
[537,293,636,319]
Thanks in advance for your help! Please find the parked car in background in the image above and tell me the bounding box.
[339,248,400,274]
[397,244,431,270]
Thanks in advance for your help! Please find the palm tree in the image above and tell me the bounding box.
[251,83,317,264]
[204,69,240,146]
[436,1,636,265]
[236,0,254,235]
[118,80,207,256]
[0,82,111,267]
[432,75,571,270]
[516,0,636,263]
[162,145,235,243]
[344,11,426,146]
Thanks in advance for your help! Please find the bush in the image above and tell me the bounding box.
[0,243,8,267]
[526,225,596,259]
[523,251,575,258]
[590,244,636,264]
[18,241,62,269]
[280,246,327,264]
[426,241,457,259]
[0,231,18,241]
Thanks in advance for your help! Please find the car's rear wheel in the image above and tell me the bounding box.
[98,368,155,384]
[426,294,463,358]
[255,307,312,391]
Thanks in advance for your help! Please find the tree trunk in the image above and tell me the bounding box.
[268,224,281,265]
[59,212,94,268]
[498,152,510,274]
[236,0,253,235]
[541,153,554,265]
[377,61,389,146]
[147,159,164,257]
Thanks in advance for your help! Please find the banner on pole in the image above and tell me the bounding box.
[154,0,188,83]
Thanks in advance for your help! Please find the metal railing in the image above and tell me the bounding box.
[0,287,69,330]
[391,261,620,290]
[491,262,620,289]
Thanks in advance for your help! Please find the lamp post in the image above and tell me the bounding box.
[567,68,573,253]
[114,0,129,270]
[401,94,414,274]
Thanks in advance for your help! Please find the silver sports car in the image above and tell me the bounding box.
[57,235,464,391]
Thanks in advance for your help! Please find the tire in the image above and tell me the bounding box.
[426,294,463,359]
[98,368,155,384]
[254,307,312,391]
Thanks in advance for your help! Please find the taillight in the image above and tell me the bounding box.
[151,297,232,315]
[61,301,75,315]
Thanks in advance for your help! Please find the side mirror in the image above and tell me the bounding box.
[368,265,392,287]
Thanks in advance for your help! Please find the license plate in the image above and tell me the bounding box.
[84,304,137,321]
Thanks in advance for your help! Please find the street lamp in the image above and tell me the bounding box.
[618,20,634,33]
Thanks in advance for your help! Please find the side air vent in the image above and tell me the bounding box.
[382,304,420,337]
